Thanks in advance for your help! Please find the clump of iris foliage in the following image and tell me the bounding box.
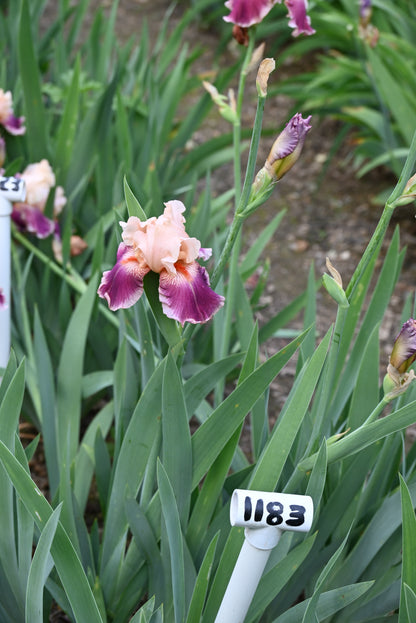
[1,0,416,622]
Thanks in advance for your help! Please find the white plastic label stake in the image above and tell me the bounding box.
[215,489,314,623]
[231,488,313,533]
[0,177,26,374]
[0,176,26,204]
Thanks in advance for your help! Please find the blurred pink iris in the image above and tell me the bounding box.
[0,89,25,135]
[224,0,279,28]
[0,288,6,310]
[98,201,225,325]
[285,0,315,36]
[12,159,66,239]
[223,0,315,36]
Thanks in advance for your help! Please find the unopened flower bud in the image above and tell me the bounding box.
[390,318,416,374]
[322,258,349,308]
[359,0,372,26]
[383,319,416,401]
[394,173,416,207]
[265,113,312,181]
[202,81,237,124]
[256,58,275,97]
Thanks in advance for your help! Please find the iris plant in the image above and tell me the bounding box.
[98,201,224,325]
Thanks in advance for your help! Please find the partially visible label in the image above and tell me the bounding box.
[0,176,26,202]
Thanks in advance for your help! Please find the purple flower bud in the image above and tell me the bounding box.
[360,0,372,20]
[265,112,312,180]
[390,319,416,374]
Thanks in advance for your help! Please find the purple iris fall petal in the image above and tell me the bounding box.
[198,247,213,261]
[97,243,150,311]
[223,0,279,27]
[3,114,26,136]
[11,205,55,239]
[284,0,315,36]
[159,261,225,325]
[0,288,6,310]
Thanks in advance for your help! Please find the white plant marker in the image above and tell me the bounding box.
[215,488,314,623]
[0,176,26,373]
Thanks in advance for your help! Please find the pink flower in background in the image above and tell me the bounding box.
[0,288,6,310]
[12,159,67,239]
[223,0,314,36]
[223,0,278,28]
[98,201,224,325]
[0,89,25,135]
[285,0,315,36]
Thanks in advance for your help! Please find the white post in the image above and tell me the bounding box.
[215,489,314,623]
[0,176,26,372]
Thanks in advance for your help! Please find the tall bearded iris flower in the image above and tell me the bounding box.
[98,201,225,325]
[223,0,315,37]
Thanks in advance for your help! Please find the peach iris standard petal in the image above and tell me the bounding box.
[121,200,200,274]
[21,159,56,208]
[159,261,224,325]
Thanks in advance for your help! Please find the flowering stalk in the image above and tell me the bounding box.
[233,34,256,208]
[210,92,267,289]
[345,128,416,300]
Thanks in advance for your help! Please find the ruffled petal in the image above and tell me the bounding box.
[159,261,224,325]
[198,247,212,261]
[11,205,55,239]
[3,114,26,135]
[284,0,315,36]
[223,0,279,27]
[98,243,150,311]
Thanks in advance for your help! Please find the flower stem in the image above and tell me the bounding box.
[12,229,120,331]
[345,128,416,300]
[233,35,256,209]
